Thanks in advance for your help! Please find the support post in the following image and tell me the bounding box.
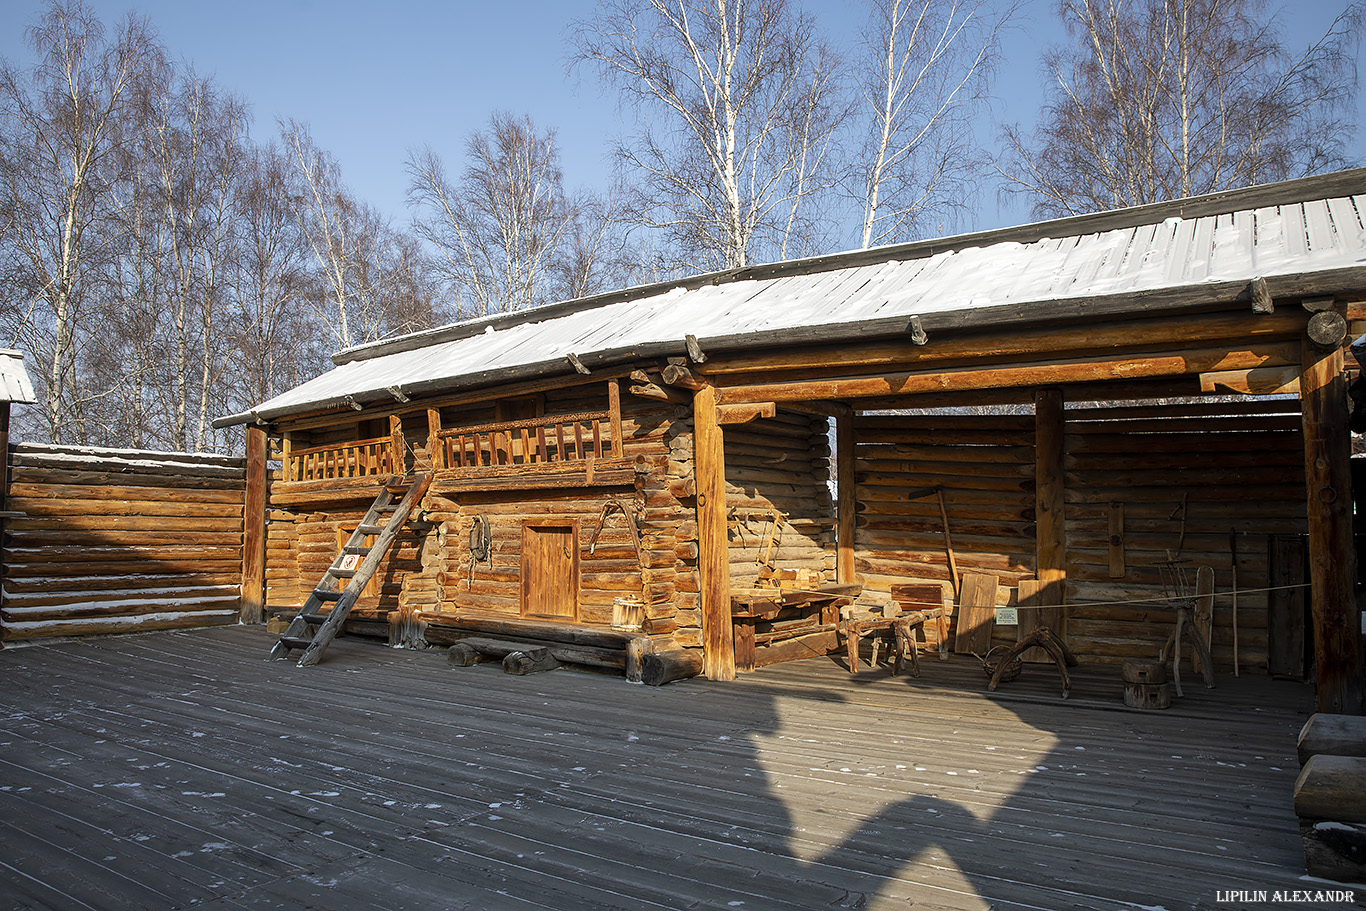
[608,379,623,458]
[1299,334,1364,714]
[1034,388,1067,639]
[694,383,735,680]
[240,425,268,625]
[280,433,294,482]
[0,402,10,631]
[836,410,856,585]
[389,414,406,475]
[427,407,443,471]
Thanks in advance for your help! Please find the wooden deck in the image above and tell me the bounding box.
[0,626,1336,910]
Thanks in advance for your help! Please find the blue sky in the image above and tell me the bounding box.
[2,0,1362,240]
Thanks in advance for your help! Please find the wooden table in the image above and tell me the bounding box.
[731,584,861,671]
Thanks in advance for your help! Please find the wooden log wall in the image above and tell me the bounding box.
[263,383,692,648]
[852,413,1037,651]
[1,444,246,642]
[1063,400,1306,669]
[724,411,835,589]
[851,401,1307,669]
[429,389,687,642]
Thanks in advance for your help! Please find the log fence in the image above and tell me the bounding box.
[1,443,246,643]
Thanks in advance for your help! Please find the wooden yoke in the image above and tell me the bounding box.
[694,382,736,680]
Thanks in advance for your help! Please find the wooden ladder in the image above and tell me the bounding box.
[269,473,432,666]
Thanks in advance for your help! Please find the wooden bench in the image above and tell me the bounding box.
[842,584,948,676]
[422,612,656,682]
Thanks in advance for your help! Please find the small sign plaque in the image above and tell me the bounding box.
[995,607,1018,625]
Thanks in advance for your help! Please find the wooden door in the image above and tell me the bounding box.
[521,521,579,621]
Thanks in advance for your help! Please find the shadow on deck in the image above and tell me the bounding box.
[0,626,1337,910]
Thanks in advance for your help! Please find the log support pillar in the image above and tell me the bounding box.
[1299,333,1364,714]
[390,414,406,475]
[1034,388,1067,639]
[836,409,856,584]
[694,384,735,680]
[240,424,268,625]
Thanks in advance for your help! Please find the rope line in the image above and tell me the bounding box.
[886,581,1312,613]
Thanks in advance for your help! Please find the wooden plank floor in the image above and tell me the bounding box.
[0,626,1339,910]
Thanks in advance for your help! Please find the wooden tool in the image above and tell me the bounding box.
[1230,529,1240,678]
[907,486,959,597]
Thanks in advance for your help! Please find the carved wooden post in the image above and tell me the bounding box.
[389,415,406,475]
[427,407,443,471]
[608,379,623,458]
[694,383,735,680]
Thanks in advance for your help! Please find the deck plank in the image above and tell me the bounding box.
[0,626,1324,910]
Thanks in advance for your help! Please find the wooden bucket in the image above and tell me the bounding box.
[611,596,644,630]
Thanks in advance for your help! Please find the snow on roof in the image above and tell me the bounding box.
[233,171,1366,425]
[0,349,36,405]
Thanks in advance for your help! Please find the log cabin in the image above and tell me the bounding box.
[219,169,1366,712]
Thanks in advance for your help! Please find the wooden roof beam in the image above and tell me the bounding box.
[714,343,1298,405]
[661,364,708,390]
[696,309,1306,378]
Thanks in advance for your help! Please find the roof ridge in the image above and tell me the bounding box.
[333,167,1366,366]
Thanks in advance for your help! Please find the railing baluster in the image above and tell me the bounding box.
[555,422,566,463]
[592,419,602,458]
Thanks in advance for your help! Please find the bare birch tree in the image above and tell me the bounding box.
[229,143,320,408]
[855,0,1013,248]
[407,113,583,316]
[144,67,250,450]
[572,0,844,271]
[0,1,160,442]
[1003,0,1364,217]
[280,117,363,349]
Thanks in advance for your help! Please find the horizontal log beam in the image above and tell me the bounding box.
[716,403,777,425]
[716,344,1297,405]
[629,382,688,403]
[661,364,708,390]
[697,310,1306,377]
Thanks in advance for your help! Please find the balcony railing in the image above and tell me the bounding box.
[434,409,621,470]
[283,435,396,482]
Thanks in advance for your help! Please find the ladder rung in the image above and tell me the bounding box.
[301,613,327,624]
[329,568,357,579]
[342,545,370,556]
[278,636,313,650]
[376,505,399,512]
[357,524,385,535]
[314,590,344,601]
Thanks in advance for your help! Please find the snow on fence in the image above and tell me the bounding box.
[1,443,247,643]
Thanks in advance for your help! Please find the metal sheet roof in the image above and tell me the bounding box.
[238,173,1366,424]
[0,349,37,405]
